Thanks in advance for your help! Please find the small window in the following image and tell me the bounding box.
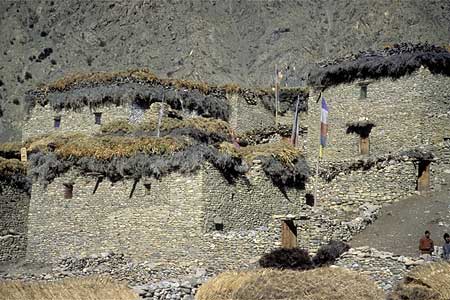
[213,216,224,231]
[94,112,102,125]
[54,116,61,128]
[360,84,368,99]
[305,193,314,207]
[143,183,151,195]
[63,183,73,199]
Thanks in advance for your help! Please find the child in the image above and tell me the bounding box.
[443,233,450,260]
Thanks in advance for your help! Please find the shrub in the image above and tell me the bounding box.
[259,248,313,270]
[313,240,350,266]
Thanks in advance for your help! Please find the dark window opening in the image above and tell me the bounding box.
[63,183,73,199]
[54,116,61,128]
[360,84,368,99]
[305,193,314,207]
[213,216,224,231]
[144,183,151,195]
[94,112,102,125]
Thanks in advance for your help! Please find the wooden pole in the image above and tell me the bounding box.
[314,94,322,206]
[275,64,279,126]
[156,94,165,138]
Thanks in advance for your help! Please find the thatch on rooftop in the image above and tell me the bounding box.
[0,142,22,159]
[308,43,450,88]
[24,69,308,120]
[0,158,30,192]
[26,133,308,187]
[101,117,231,144]
[346,121,375,138]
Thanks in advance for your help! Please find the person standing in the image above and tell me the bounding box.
[419,230,434,261]
[443,233,450,260]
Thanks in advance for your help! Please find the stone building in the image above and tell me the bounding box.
[1,44,450,268]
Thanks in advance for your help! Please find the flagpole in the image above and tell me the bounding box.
[314,92,323,207]
[275,64,279,126]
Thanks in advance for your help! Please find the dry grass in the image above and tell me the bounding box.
[26,133,187,160]
[196,267,385,300]
[0,276,138,300]
[42,69,159,92]
[389,262,450,300]
[238,141,301,166]
[39,68,282,96]
[0,158,26,176]
[101,117,231,137]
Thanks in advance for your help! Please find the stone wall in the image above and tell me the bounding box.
[22,104,131,141]
[202,163,305,231]
[228,94,275,133]
[305,69,450,162]
[22,92,280,141]
[0,181,30,262]
[26,170,206,264]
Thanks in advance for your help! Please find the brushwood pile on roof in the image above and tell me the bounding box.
[24,132,307,187]
[24,69,309,120]
[308,43,450,88]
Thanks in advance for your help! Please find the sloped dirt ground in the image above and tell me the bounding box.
[351,176,450,257]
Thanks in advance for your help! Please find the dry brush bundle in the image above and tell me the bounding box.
[0,276,138,300]
[196,267,385,300]
[388,262,450,300]
[308,42,450,88]
[238,141,309,187]
[101,117,232,144]
[0,142,22,159]
[0,158,31,192]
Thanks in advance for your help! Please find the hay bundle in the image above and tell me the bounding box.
[0,276,138,300]
[389,262,450,300]
[196,267,384,300]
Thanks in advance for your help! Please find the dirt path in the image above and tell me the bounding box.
[350,186,450,257]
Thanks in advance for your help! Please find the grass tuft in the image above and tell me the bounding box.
[0,276,138,300]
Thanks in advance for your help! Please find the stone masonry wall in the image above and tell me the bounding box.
[305,69,450,162]
[22,104,131,141]
[26,170,206,264]
[202,163,305,231]
[228,94,275,133]
[22,92,278,141]
[0,181,30,262]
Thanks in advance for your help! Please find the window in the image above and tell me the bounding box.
[144,183,151,195]
[94,112,102,125]
[63,183,73,199]
[305,193,315,207]
[360,84,368,99]
[213,216,224,231]
[54,116,61,128]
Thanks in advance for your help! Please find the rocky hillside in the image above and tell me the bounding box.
[1,0,449,141]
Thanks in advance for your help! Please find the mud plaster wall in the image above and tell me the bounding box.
[0,181,30,262]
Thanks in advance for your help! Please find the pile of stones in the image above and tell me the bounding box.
[334,246,424,291]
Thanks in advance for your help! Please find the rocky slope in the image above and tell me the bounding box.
[1,0,449,141]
